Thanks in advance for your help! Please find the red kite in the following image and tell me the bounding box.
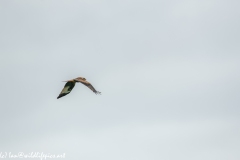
[57,77,101,99]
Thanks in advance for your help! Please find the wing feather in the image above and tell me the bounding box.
[74,78,101,94]
[57,81,75,99]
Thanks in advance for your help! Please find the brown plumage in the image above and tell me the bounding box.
[57,77,101,99]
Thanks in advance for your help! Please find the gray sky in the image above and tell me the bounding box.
[0,0,240,160]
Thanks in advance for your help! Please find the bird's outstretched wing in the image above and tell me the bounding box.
[74,78,101,94]
[57,81,76,99]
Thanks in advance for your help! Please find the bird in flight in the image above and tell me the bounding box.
[57,77,101,99]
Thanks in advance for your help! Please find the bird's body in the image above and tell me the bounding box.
[57,77,101,99]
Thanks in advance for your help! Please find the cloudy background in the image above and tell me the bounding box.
[0,0,240,159]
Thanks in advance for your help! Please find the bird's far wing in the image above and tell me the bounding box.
[57,81,75,99]
[74,78,101,95]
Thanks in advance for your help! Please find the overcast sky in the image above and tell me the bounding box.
[0,0,240,160]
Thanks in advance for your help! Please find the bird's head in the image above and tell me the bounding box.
[62,79,73,82]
